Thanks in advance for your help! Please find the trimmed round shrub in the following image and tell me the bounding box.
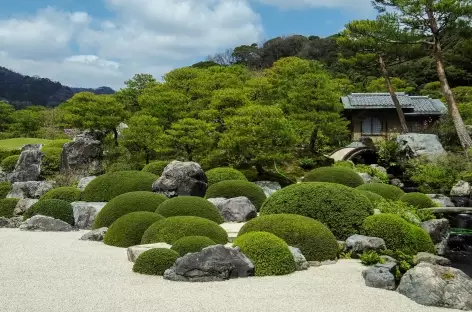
[0,198,20,218]
[41,147,62,177]
[156,196,223,224]
[206,167,247,186]
[81,171,157,202]
[142,161,169,176]
[141,216,228,245]
[260,182,374,240]
[43,139,70,149]
[233,232,296,276]
[333,160,355,169]
[40,187,81,203]
[356,183,405,200]
[399,192,435,209]
[0,182,11,198]
[104,212,164,247]
[205,180,266,211]
[170,236,216,256]
[0,155,19,173]
[361,214,435,255]
[92,191,167,229]
[359,190,385,204]
[238,214,338,261]
[304,166,364,188]
[23,199,74,225]
[133,248,179,275]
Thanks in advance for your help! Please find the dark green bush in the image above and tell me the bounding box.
[142,161,169,176]
[399,192,435,209]
[141,216,228,245]
[23,199,74,225]
[170,236,216,256]
[206,167,247,186]
[361,214,435,255]
[156,196,223,224]
[0,182,11,198]
[356,183,405,200]
[132,248,179,275]
[205,180,266,211]
[238,214,338,261]
[103,212,164,247]
[81,171,157,202]
[333,161,355,169]
[43,139,70,149]
[260,182,374,240]
[92,191,167,229]
[359,190,385,204]
[40,187,81,203]
[233,231,296,276]
[41,147,62,177]
[0,155,19,172]
[0,148,21,163]
[0,198,19,218]
[304,166,364,188]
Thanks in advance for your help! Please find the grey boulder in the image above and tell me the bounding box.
[0,216,23,228]
[7,181,54,199]
[254,181,281,197]
[8,144,43,182]
[20,215,74,232]
[71,201,107,229]
[289,246,309,271]
[427,194,455,207]
[80,227,108,241]
[208,197,257,222]
[357,172,372,184]
[346,235,386,256]
[77,176,96,191]
[451,180,471,197]
[414,252,451,266]
[362,265,396,290]
[61,131,103,176]
[396,133,446,159]
[421,218,450,256]
[13,198,39,216]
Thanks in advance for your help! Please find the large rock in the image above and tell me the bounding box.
[254,181,281,197]
[71,201,107,229]
[397,263,472,310]
[396,133,446,159]
[127,243,172,262]
[163,245,254,282]
[13,198,38,216]
[427,194,455,207]
[0,216,23,228]
[421,218,450,256]
[80,227,108,241]
[61,131,103,176]
[77,176,96,191]
[8,144,43,182]
[362,265,396,290]
[414,252,451,266]
[289,246,309,271]
[357,172,372,184]
[451,180,472,197]
[346,235,386,257]
[20,215,74,232]
[152,161,208,198]
[208,197,257,222]
[7,181,54,199]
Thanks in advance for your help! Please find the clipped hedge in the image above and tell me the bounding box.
[141,216,228,245]
[81,171,157,202]
[40,187,81,203]
[260,182,374,240]
[132,248,179,275]
[233,232,296,276]
[170,236,216,256]
[361,214,435,255]
[356,183,405,200]
[142,161,169,176]
[92,191,167,229]
[156,196,223,224]
[304,166,364,188]
[41,147,62,177]
[206,167,247,186]
[399,192,435,209]
[0,155,19,172]
[0,198,20,218]
[205,180,266,211]
[359,190,385,204]
[103,212,164,248]
[238,214,338,261]
[23,199,74,225]
[0,182,11,198]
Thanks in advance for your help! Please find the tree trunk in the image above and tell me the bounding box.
[309,127,319,154]
[379,55,408,134]
[144,148,150,165]
[113,128,119,147]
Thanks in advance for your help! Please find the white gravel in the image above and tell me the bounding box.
[0,229,448,312]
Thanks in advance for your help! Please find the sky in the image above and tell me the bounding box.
[0,0,376,90]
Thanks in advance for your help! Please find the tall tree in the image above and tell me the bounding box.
[122,115,163,164]
[374,0,472,149]
[115,73,158,112]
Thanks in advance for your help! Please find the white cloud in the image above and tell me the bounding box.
[253,0,372,10]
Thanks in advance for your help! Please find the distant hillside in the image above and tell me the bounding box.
[0,66,115,109]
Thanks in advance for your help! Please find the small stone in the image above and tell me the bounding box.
[357,172,372,184]
[289,246,309,271]
[450,180,471,197]
[127,243,172,262]
[77,176,96,191]
[390,178,404,188]
[209,197,257,222]
[20,215,74,232]
[71,201,107,229]
[80,227,108,241]
[362,266,396,290]
[346,235,386,257]
[0,216,23,228]
[13,198,38,216]
[414,252,451,266]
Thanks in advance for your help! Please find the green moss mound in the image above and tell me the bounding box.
[43,139,70,149]
[170,236,216,256]
[359,190,385,204]
[23,199,74,225]
[206,167,247,186]
[356,183,405,200]
[81,171,157,202]
[361,214,435,255]
[92,191,167,229]
[0,155,19,173]
[233,232,296,276]
[260,182,374,240]
[156,196,223,224]
[40,187,81,203]
[238,214,338,261]
[141,216,228,245]
[104,211,164,247]
[0,182,11,198]
[132,248,179,275]
[304,166,364,188]
[0,198,20,218]
[399,192,435,209]
[205,180,266,211]
[41,147,62,177]
[142,161,169,176]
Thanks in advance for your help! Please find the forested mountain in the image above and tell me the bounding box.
[0,66,114,109]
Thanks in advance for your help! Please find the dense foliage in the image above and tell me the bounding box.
[132,248,179,276]
[40,187,81,203]
[155,196,223,224]
[359,190,385,204]
[356,183,405,200]
[0,182,11,198]
[304,166,364,187]
[141,161,169,176]
[399,192,435,209]
[0,155,19,172]
[205,180,266,211]
[205,167,247,186]
[0,198,19,218]
[23,199,74,225]
[170,236,216,256]
[375,200,435,224]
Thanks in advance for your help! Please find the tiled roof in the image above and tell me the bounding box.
[341,93,447,115]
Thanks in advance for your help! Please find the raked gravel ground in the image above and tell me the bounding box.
[0,229,448,312]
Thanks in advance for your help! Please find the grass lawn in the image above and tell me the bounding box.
[0,138,53,151]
